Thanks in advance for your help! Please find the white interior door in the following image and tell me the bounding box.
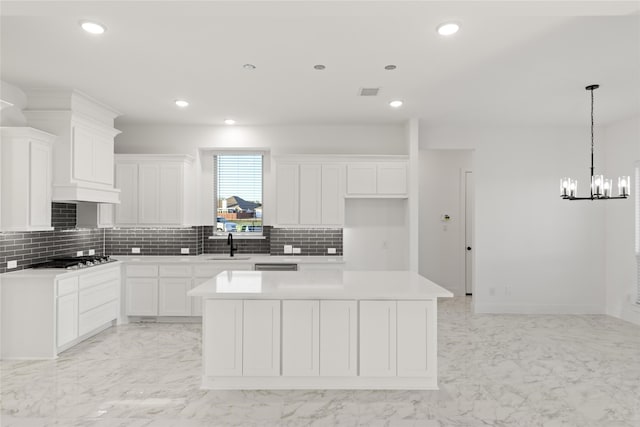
[465,171,474,295]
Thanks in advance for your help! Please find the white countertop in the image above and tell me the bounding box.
[188,270,453,300]
[114,254,344,264]
[0,261,123,280]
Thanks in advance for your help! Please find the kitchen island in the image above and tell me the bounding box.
[189,270,453,390]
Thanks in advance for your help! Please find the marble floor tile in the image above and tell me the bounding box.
[2,297,639,427]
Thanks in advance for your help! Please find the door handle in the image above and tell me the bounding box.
[466,246,472,251]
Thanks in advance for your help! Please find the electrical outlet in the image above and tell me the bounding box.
[284,245,293,254]
[88,249,95,255]
[76,251,84,257]
[181,248,190,254]
[293,247,301,254]
[131,247,141,254]
[327,248,336,254]
[7,260,17,269]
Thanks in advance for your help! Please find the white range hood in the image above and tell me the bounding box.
[23,89,121,204]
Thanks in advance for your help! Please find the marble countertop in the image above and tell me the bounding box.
[0,261,123,280]
[188,270,453,300]
[114,254,344,264]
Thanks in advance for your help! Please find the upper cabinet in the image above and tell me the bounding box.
[23,89,121,204]
[0,127,56,231]
[113,155,195,227]
[346,162,408,198]
[275,160,345,227]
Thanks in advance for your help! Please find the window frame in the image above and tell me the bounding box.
[211,150,266,239]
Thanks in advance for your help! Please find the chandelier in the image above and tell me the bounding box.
[560,84,629,200]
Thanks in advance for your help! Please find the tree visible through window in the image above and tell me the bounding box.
[214,154,263,234]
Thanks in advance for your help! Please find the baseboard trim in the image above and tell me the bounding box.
[474,302,604,314]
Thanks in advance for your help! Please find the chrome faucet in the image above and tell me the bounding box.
[227,233,238,257]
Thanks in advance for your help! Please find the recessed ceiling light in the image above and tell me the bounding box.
[80,21,106,35]
[389,100,403,108]
[437,22,459,36]
[313,64,326,70]
[175,100,189,108]
[224,119,236,125]
[384,65,397,70]
[243,64,256,70]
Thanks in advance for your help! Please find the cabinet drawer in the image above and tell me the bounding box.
[79,281,118,313]
[79,300,118,336]
[193,264,223,278]
[79,266,120,290]
[126,264,158,277]
[57,277,79,296]
[159,265,192,277]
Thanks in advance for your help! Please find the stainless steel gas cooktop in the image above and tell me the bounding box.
[32,255,115,270]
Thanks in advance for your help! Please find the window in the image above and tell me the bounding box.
[214,153,263,235]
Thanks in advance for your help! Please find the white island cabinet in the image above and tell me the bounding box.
[189,270,452,390]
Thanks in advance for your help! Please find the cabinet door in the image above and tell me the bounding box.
[191,278,211,316]
[359,300,397,376]
[98,203,114,227]
[377,163,407,195]
[321,164,344,225]
[158,278,192,316]
[346,164,377,195]
[29,141,52,228]
[159,164,183,224]
[93,134,114,185]
[126,278,158,315]
[397,300,436,377]
[114,163,138,224]
[138,164,160,224]
[204,299,243,376]
[275,163,299,225]
[282,300,319,376]
[72,125,94,183]
[320,300,356,376]
[299,164,322,225]
[57,292,78,347]
[243,300,280,376]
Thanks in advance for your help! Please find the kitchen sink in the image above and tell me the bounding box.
[207,256,251,261]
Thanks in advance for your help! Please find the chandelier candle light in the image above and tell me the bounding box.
[560,84,629,200]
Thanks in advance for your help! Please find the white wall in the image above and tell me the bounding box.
[421,125,606,314]
[419,150,473,296]
[604,115,640,325]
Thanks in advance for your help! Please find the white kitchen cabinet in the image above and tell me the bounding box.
[359,300,397,376]
[282,300,319,376]
[0,127,55,231]
[114,162,139,225]
[275,163,299,225]
[299,164,322,225]
[113,155,194,226]
[24,89,121,203]
[275,160,344,226]
[319,300,357,376]
[158,278,192,316]
[243,300,281,376]
[397,300,436,378]
[320,164,344,225]
[346,162,407,197]
[204,299,243,376]
[126,278,159,316]
[56,287,79,348]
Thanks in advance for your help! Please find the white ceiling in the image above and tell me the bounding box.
[1,1,639,127]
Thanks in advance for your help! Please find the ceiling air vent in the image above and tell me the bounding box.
[359,87,380,96]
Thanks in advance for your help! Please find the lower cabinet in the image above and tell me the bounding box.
[56,291,79,348]
[320,300,357,376]
[359,300,397,377]
[204,300,243,376]
[243,300,281,376]
[282,300,319,376]
[397,300,436,377]
[159,278,192,315]
[126,278,159,315]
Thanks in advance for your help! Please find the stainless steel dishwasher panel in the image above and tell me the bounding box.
[254,263,298,271]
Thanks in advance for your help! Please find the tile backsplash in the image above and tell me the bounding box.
[0,204,343,273]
